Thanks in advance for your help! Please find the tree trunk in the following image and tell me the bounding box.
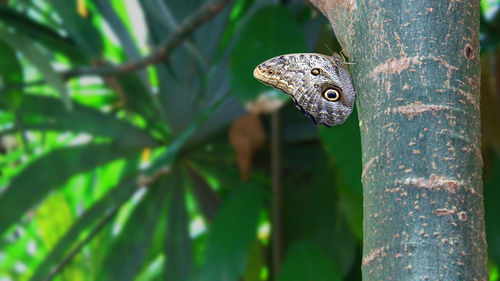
[309,0,488,280]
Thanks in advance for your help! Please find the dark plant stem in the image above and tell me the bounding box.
[271,111,284,278]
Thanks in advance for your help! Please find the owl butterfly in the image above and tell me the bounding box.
[253,53,355,127]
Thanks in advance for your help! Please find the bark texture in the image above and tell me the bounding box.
[309,0,488,280]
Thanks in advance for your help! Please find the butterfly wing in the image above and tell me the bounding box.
[253,53,355,127]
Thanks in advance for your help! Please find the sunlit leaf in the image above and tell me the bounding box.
[186,166,221,221]
[0,5,83,62]
[164,168,193,280]
[0,29,71,109]
[0,39,23,109]
[10,95,158,147]
[34,193,83,281]
[94,1,144,77]
[136,255,165,281]
[242,241,265,281]
[46,0,103,56]
[99,179,167,281]
[0,143,142,236]
[29,172,139,281]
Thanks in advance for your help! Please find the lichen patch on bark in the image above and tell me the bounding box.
[454,87,479,110]
[432,56,458,88]
[369,56,423,79]
[462,144,483,164]
[457,211,467,222]
[309,0,357,14]
[432,57,458,71]
[362,155,379,180]
[362,246,386,266]
[433,208,456,216]
[403,175,462,193]
[386,102,453,119]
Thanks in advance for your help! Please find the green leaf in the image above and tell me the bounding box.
[230,6,307,102]
[337,184,363,240]
[94,1,141,61]
[99,180,167,281]
[280,102,318,142]
[29,108,213,279]
[115,73,168,137]
[0,29,71,110]
[46,0,103,57]
[29,170,139,281]
[318,109,362,194]
[242,241,265,281]
[0,143,142,236]
[193,183,265,281]
[186,166,221,221]
[164,168,193,280]
[0,38,23,109]
[0,5,83,62]
[10,95,158,147]
[283,145,356,275]
[193,0,232,61]
[148,91,228,173]
[277,242,342,281]
[485,153,500,264]
[318,108,363,239]
[136,255,165,281]
[35,193,76,279]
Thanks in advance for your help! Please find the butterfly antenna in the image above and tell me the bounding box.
[324,44,334,56]
[339,49,347,61]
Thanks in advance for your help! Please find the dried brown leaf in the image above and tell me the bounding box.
[229,113,266,180]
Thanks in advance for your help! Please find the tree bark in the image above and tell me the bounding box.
[309,0,488,280]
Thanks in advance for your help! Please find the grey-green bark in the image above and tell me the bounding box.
[310,0,487,280]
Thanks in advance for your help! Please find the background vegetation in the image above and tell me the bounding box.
[0,0,499,280]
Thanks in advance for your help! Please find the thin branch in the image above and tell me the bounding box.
[42,203,121,281]
[0,0,231,95]
[42,164,172,281]
[136,166,171,187]
[61,0,231,79]
[155,0,208,67]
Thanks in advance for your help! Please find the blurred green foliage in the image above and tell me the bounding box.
[0,0,498,281]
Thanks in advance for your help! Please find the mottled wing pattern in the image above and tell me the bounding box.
[253,53,355,127]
